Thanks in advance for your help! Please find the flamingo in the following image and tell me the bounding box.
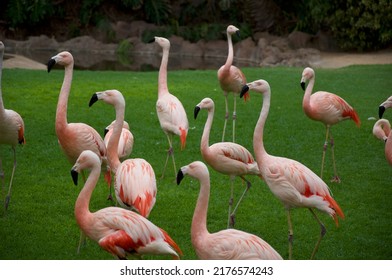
[177,161,282,260]
[194,97,260,228]
[379,96,392,118]
[103,120,133,200]
[152,36,189,179]
[217,25,249,143]
[300,67,360,182]
[89,89,157,218]
[241,79,345,260]
[372,118,392,166]
[47,51,111,252]
[71,150,182,259]
[0,41,25,211]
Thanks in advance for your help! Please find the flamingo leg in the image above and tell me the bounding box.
[227,175,235,228]
[0,158,5,193]
[229,175,251,228]
[329,132,341,183]
[287,209,294,260]
[232,94,237,143]
[222,92,229,142]
[77,230,87,254]
[309,208,327,259]
[320,125,330,180]
[161,134,176,179]
[4,147,17,211]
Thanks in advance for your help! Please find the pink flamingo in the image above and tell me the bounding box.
[47,51,110,252]
[47,51,110,183]
[152,36,189,179]
[241,79,345,260]
[372,118,392,166]
[177,161,282,260]
[379,96,392,118]
[71,150,182,259]
[217,25,249,142]
[301,67,360,182]
[194,97,260,228]
[89,89,157,218]
[0,41,25,211]
[103,120,133,200]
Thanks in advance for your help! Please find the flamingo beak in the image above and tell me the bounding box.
[71,169,79,186]
[104,127,109,136]
[176,169,184,185]
[235,31,241,38]
[240,85,249,98]
[89,93,99,107]
[194,106,201,119]
[379,105,386,119]
[47,58,56,73]
[301,81,306,91]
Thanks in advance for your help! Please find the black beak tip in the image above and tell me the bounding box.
[176,169,184,185]
[47,58,56,73]
[235,30,241,38]
[104,128,109,136]
[301,82,306,91]
[240,85,249,98]
[379,106,386,119]
[71,169,78,186]
[194,106,201,119]
[89,93,99,107]
[148,37,156,43]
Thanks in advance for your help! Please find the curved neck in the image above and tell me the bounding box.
[253,93,271,158]
[56,64,73,132]
[303,76,315,112]
[191,174,210,243]
[74,164,101,226]
[224,32,234,70]
[200,107,214,154]
[107,102,125,172]
[158,46,169,95]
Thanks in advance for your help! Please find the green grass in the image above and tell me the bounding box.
[0,64,391,260]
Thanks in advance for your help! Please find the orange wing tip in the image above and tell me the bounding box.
[160,229,183,257]
[179,128,187,150]
[133,192,155,218]
[243,92,250,102]
[325,195,345,227]
[352,110,361,127]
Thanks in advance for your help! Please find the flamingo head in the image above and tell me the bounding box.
[300,67,315,90]
[89,89,125,109]
[176,161,209,186]
[194,98,214,119]
[241,79,270,98]
[152,36,170,50]
[379,96,392,118]
[47,51,73,72]
[227,25,240,38]
[0,41,4,52]
[71,150,101,185]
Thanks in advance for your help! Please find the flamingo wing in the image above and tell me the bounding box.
[115,158,157,217]
[95,208,181,259]
[156,94,189,134]
[0,109,25,146]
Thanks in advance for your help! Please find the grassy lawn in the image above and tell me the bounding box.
[0,64,391,260]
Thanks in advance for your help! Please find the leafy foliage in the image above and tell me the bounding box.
[6,0,54,27]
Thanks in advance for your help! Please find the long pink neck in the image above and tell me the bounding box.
[200,107,214,155]
[107,100,125,172]
[303,76,315,114]
[158,45,169,96]
[191,173,210,244]
[74,163,100,228]
[223,31,234,70]
[253,92,271,159]
[56,64,73,133]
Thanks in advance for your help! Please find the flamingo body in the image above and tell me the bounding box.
[242,79,344,259]
[301,67,360,182]
[177,161,282,260]
[71,150,181,259]
[0,41,25,210]
[373,118,392,166]
[153,36,189,178]
[90,90,157,218]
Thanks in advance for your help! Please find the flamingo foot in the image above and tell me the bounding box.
[330,176,341,183]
